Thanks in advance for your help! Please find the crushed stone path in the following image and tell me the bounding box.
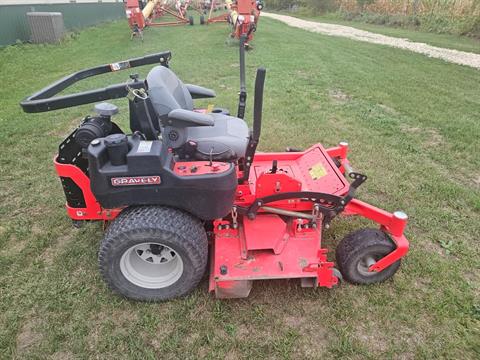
[263,13,480,69]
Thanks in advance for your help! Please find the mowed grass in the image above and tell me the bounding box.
[0,17,479,359]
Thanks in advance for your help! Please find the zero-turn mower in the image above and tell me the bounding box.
[20,38,409,300]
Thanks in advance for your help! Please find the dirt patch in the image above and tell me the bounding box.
[219,84,233,90]
[463,270,480,297]
[31,224,44,236]
[401,125,421,133]
[263,13,480,69]
[400,125,444,147]
[421,239,449,258]
[378,104,398,115]
[283,312,329,358]
[354,317,426,358]
[473,175,480,187]
[424,129,444,147]
[16,318,43,354]
[50,351,75,360]
[328,89,351,104]
[355,323,389,354]
[224,350,241,360]
[87,308,139,352]
[0,234,27,256]
[295,69,310,79]
[40,234,74,266]
[413,277,432,292]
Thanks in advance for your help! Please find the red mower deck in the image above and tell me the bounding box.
[210,144,408,297]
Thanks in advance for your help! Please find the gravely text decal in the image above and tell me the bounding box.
[111,176,161,186]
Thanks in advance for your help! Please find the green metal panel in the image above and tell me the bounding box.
[0,3,125,46]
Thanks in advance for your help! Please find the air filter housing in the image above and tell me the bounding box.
[27,12,65,44]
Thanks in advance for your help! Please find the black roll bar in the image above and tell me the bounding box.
[20,51,171,113]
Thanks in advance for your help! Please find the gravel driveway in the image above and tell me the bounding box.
[263,13,480,69]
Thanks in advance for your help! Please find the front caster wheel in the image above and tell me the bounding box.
[98,206,207,301]
[336,228,401,285]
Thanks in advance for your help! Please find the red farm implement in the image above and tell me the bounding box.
[125,0,199,39]
[21,37,409,300]
[206,0,263,47]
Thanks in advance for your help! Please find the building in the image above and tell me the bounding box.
[0,0,125,46]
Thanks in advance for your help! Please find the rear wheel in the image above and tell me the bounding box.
[336,228,401,285]
[99,206,207,301]
[200,15,205,25]
[189,16,194,26]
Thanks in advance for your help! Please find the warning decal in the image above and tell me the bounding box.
[110,61,131,72]
[137,141,153,153]
[309,163,327,180]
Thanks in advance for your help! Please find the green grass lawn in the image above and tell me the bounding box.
[1,18,479,359]
[274,11,480,54]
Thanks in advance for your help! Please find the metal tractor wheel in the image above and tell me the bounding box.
[98,206,208,301]
[336,228,401,284]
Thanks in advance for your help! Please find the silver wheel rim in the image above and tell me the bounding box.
[120,242,183,289]
[357,255,378,276]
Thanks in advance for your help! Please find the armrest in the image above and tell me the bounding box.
[185,84,216,99]
[166,109,214,128]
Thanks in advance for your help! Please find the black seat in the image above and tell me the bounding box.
[146,66,249,160]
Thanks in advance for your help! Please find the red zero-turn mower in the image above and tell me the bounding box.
[21,38,409,300]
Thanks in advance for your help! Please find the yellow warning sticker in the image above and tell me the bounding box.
[309,163,327,180]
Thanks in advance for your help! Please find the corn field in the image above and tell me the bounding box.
[268,0,480,35]
[336,0,480,17]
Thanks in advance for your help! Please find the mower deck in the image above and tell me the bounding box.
[210,144,347,298]
[211,215,328,298]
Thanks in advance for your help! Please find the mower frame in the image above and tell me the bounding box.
[20,37,409,300]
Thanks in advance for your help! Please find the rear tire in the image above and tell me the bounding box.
[99,206,207,301]
[200,15,205,25]
[189,16,194,26]
[336,228,400,285]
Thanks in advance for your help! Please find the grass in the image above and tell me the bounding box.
[274,10,480,54]
[1,17,479,359]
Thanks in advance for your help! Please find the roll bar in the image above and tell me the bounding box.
[20,51,171,113]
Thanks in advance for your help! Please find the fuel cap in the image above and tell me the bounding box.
[94,102,119,117]
[104,133,127,146]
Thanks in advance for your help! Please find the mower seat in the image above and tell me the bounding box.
[185,112,249,160]
[146,66,249,160]
[146,66,219,119]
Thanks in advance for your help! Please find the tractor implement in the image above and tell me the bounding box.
[125,0,197,40]
[20,36,409,301]
[206,0,263,47]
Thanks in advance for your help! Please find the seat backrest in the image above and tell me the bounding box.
[146,66,194,121]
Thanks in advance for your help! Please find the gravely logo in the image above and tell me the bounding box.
[111,176,161,187]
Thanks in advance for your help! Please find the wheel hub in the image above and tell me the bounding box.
[120,242,184,289]
[357,255,378,276]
